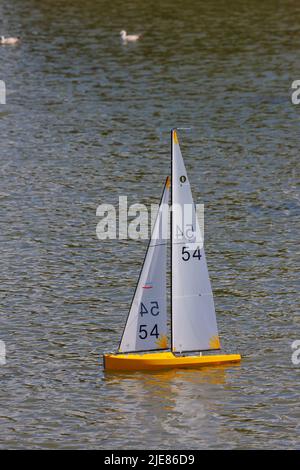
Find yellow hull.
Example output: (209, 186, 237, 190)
(103, 351, 241, 371)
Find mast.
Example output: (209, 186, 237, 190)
(170, 129, 173, 353)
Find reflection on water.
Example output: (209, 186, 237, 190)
(103, 366, 232, 448)
(0, 0, 299, 449)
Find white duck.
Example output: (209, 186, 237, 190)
(0, 36, 20, 45)
(120, 30, 141, 42)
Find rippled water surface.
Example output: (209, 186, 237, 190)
(0, 0, 299, 449)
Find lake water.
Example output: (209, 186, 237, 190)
(0, 0, 299, 449)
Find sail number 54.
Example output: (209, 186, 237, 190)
(139, 324, 159, 339)
(182, 247, 201, 261)
(139, 302, 160, 340)
(140, 301, 159, 316)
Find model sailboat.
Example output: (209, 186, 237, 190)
(104, 129, 241, 371)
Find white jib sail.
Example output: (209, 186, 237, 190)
(171, 129, 220, 353)
(119, 178, 170, 353)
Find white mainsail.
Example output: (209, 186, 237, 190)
(171, 129, 220, 352)
(119, 178, 170, 353)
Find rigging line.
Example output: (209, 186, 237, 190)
(117, 176, 169, 352)
(173, 292, 213, 299)
(171, 240, 204, 246)
(149, 242, 168, 247)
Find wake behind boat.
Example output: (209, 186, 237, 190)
(104, 129, 241, 371)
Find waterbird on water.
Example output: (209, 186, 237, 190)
(120, 30, 141, 42)
(0, 36, 20, 45)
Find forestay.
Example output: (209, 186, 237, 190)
(119, 178, 170, 353)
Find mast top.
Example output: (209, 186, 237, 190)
(172, 129, 179, 144)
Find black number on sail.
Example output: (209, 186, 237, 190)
(181, 246, 190, 261)
(140, 301, 160, 316)
(150, 324, 159, 338)
(150, 301, 159, 316)
(192, 248, 201, 260)
(181, 246, 202, 262)
(140, 303, 148, 316)
(139, 325, 148, 339)
(138, 324, 159, 340)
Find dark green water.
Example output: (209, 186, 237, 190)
(0, 0, 299, 449)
